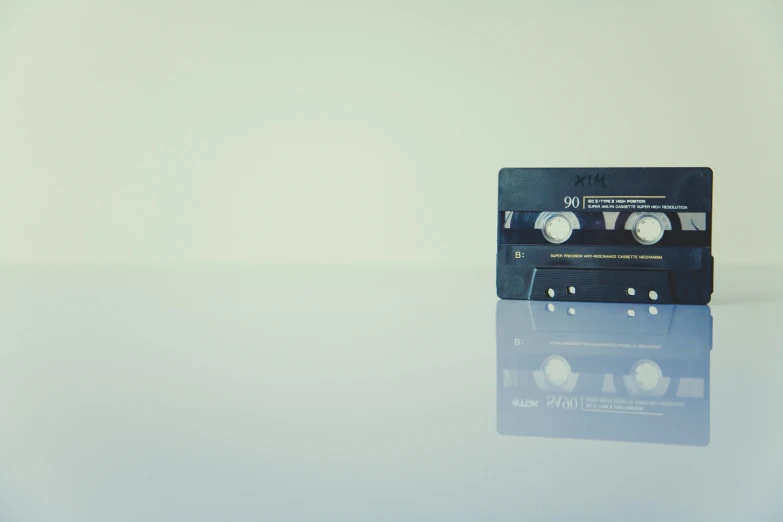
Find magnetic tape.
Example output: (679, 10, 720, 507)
(496, 168, 713, 304)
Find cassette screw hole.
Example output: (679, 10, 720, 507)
(547, 288, 555, 298)
(649, 290, 658, 301)
(627, 309, 636, 317)
(567, 307, 576, 315)
(547, 303, 555, 312)
(627, 288, 636, 296)
(649, 306, 658, 315)
(567, 286, 576, 295)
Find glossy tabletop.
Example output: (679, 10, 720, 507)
(1, 265, 781, 521)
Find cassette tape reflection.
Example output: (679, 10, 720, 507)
(496, 300, 711, 446)
(496, 168, 713, 304)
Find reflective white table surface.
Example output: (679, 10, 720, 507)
(0, 265, 781, 522)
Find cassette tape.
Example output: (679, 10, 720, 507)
(496, 168, 713, 304)
(496, 300, 711, 446)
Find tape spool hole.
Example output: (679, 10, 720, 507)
(627, 288, 636, 296)
(649, 290, 658, 301)
(632, 214, 665, 245)
(547, 288, 555, 298)
(542, 214, 573, 244)
(542, 356, 572, 387)
(632, 360, 663, 392)
(567, 286, 576, 295)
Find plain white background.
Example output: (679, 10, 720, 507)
(1, 1, 781, 265)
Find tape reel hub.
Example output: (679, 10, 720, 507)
(542, 355, 572, 387)
(632, 214, 665, 245)
(632, 360, 663, 392)
(543, 213, 573, 244)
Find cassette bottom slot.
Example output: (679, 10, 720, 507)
(529, 268, 673, 303)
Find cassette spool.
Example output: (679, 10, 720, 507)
(496, 168, 713, 304)
(496, 300, 711, 446)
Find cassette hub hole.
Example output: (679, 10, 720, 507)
(632, 215, 665, 245)
(632, 360, 663, 392)
(542, 214, 573, 244)
(542, 356, 571, 387)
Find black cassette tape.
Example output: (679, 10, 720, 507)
(496, 300, 711, 446)
(496, 168, 713, 304)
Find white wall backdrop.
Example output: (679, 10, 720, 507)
(1, 1, 781, 265)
